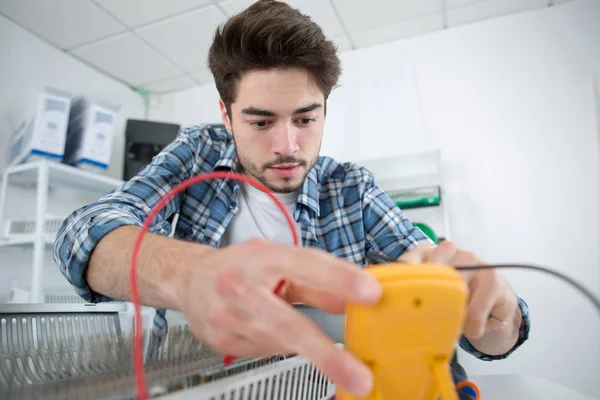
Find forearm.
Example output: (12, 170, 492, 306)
(87, 226, 215, 310)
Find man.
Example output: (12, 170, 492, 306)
(54, 0, 530, 397)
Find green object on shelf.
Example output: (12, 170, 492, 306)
(390, 186, 441, 209)
(394, 197, 440, 208)
(413, 222, 439, 244)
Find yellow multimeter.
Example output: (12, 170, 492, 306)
(339, 263, 469, 400)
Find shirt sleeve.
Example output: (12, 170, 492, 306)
(459, 296, 531, 361)
(362, 171, 433, 264)
(53, 129, 199, 303)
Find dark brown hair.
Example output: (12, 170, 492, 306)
(208, 0, 341, 113)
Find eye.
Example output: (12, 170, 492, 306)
(297, 118, 315, 126)
(250, 120, 270, 128)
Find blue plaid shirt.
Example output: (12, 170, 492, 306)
(54, 124, 530, 361)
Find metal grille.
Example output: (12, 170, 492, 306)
(43, 291, 123, 305)
(43, 293, 88, 304)
(3, 217, 65, 237)
(0, 304, 124, 391)
(0, 304, 334, 400)
(161, 356, 335, 400)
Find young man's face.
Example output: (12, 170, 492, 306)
(220, 68, 325, 193)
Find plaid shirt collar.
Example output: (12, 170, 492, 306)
(213, 140, 321, 216)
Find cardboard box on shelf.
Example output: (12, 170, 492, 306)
(63, 97, 119, 172)
(7, 87, 72, 167)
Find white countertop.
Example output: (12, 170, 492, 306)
(472, 374, 599, 400)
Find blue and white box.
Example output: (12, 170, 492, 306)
(64, 97, 118, 171)
(7, 87, 71, 166)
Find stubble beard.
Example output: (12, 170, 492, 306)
(230, 130, 320, 194)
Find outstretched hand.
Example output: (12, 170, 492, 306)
(175, 238, 382, 397)
(399, 241, 522, 354)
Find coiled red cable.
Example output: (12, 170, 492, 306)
(130, 171, 299, 399)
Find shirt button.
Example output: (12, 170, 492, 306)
(229, 202, 236, 210)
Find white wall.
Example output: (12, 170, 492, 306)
(0, 15, 146, 300)
(148, 0, 600, 396)
(147, 83, 222, 127)
(410, 2, 600, 397)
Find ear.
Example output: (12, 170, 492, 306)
(219, 99, 232, 133)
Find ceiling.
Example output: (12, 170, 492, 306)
(0, 0, 573, 95)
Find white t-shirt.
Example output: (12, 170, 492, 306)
(166, 183, 301, 327)
(219, 182, 302, 247)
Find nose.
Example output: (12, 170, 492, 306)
(273, 122, 299, 156)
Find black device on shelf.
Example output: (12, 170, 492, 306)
(122, 120, 228, 181)
(122, 119, 181, 181)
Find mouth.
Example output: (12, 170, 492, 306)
(271, 163, 301, 169)
(268, 163, 301, 178)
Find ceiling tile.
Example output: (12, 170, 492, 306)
(448, 0, 548, 27)
(285, 0, 345, 38)
(136, 6, 227, 72)
(71, 32, 181, 86)
(207, 0, 345, 44)
(0, 0, 124, 49)
(94, 0, 211, 28)
(445, 0, 493, 9)
(141, 74, 197, 94)
(333, 35, 353, 53)
(351, 13, 444, 49)
(332, 0, 442, 32)
(190, 68, 214, 85)
(219, 0, 257, 16)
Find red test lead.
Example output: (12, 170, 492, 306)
(130, 171, 300, 399)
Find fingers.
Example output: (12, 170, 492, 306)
(450, 249, 516, 339)
(449, 244, 493, 338)
(202, 240, 378, 397)
(217, 244, 370, 313)
(218, 275, 374, 398)
(243, 240, 382, 305)
(396, 240, 504, 339)
(397, 243, 436, 264)
(247, 287, 374, 397)
(463, 272, 519, 340)
(426, 240, 460, 265)
(284, 247, 382, 305)
(397, 240, 475, 268)
(282, 282, 348, 314)
(212, 270, 374, 397)
(201, 296, 284, 357)
(204, 327, 282, 358)
(462, 270, 499, 339)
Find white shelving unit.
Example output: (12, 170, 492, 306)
(0, 159, 123, 302)
(359, 150, 452, 242)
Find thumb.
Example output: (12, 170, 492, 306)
(397, 244, 435, 264)
(282, 283, 348, 314)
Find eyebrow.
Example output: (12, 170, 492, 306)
(293, 102, 322, 114)
(241, 102, 322, 117)
(241, 106, 275, 117)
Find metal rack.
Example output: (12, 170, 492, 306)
(0, 303, 334, 400)
(0, 159, 123, 303)
(161, 356, 335, 400)
(359, 150, 452, 241)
